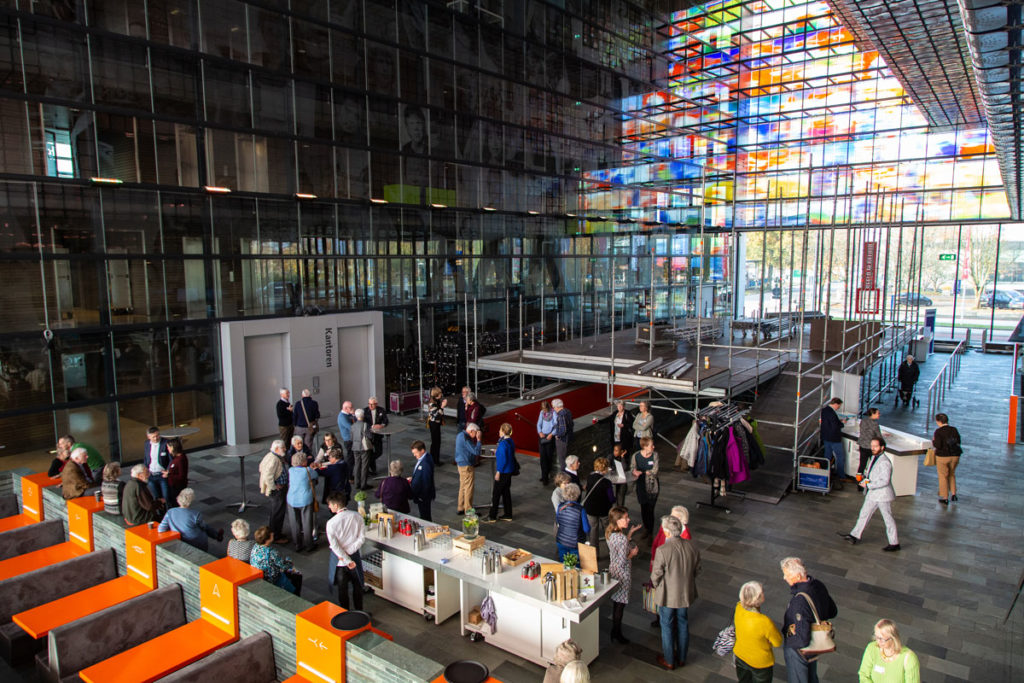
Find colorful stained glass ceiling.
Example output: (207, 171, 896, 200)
(580, 0, 1011, 229)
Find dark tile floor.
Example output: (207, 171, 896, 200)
(101, 351, 1024, 681)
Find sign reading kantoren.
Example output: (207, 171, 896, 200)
(939, 253, 957, 261)
(861, 242, 878, 288)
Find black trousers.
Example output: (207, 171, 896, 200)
(267, 489, 287, 537)
(858, 446, 872, 474)
(417, 499, 432, 522)
(369, 435, 383, 474)
(539, 439, 556, 483)
(489, 472, 513, 519)
(334, 551, 364, 611)
(638, 498, 657, 535)
(429, 422, 442, 464)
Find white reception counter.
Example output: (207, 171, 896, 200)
(841, 419, 930, 496)
(364, 516, 618, 667)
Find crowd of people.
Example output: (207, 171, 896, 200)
(48, 380, 960, 682)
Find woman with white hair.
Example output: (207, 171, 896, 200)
(286, 452, 319, 552)
(375, 459, 413, 513)
(543, 639, 582, 683)
(858, 619, 920, 682)
(559, 660, 590, 683)
(733, 580, 783, 682)
(351, 408, 370, 490)
(226, 518, 254, 562)
(158, 488, 223, 552)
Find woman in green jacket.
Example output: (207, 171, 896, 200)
(858, 619, 920, 682)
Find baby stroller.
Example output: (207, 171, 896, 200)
(896, 384, 919, 408)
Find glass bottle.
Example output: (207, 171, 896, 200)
(462, 508, 479, 539)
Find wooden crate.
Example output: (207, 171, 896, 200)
(452, 534, 486, 556)
(501, 549, 532, 567)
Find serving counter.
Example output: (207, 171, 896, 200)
(363, 516, 618, 667)
(841, 419, 930, 496)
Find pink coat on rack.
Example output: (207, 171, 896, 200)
(726, 427, 749, 484)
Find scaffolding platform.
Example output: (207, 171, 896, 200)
(473, 326, 787, 397)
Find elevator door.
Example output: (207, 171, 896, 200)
(337, 325, 372, 406)
(245, 333, 288, 440)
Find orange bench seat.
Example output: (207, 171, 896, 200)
(13, 574, 150, 639)
(0, 514, 36, 534)
(78, 617, 236, 683)
(0, 542, 88, 582)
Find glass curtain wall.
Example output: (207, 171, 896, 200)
(0, 0, 668, 459)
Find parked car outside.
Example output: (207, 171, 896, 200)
(892, 293, 933, 306)
(980, 291, 1014, 309)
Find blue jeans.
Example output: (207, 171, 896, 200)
(783, 646, 818, 683)
(657, 605, 689, 666)
(147, 475, 171, 504)
(822, 441, 846, 479)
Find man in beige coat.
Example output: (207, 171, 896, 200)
(650, 515, 701, 670)
(258, 440, 290, 544)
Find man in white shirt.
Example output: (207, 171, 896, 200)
(143, 426, 171, 503)
(326, 491, 366, 610)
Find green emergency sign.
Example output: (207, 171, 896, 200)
(938, 254, 956, 261)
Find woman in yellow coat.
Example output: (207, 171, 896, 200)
(733, 580, 783, 682)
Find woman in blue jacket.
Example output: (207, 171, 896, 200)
(486, 423, 517, 522)
(286, 452, 319, 552)
(159, 488, 222, 551)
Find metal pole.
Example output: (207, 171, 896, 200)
(464, 292, 470, 389)
(416, 296, 424, 414)
(473, 298, 479, 393)
(649, 246, 655, 361)
(951, 225, 962, 339)
(611, 255, 616, 394)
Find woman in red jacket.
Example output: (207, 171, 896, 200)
(166, 439, 189, 508)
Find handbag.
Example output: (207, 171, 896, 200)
(923, 448, 936, 467)
(641, 581, 658, 614)
(305, 467, 319, 512)
(797, 592, 836, 658)
(712, 624, 736, 656)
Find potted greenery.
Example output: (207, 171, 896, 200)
(563, 552, 578, 571)
(354, 490, 367, 517)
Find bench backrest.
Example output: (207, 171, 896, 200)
(154, 631, 278, 683)
(47, 583, 186, 679)
(0, 549, 117, 623)
(0, 494, 18, 518)
(0, 519, 65, 561)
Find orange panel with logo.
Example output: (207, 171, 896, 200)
(124, 524, 180, 589)
(0, 472, 60, 531)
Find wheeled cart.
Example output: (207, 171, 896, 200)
(797, 455, 831, 493)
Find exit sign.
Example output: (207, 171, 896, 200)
(939, 254, 957, 261)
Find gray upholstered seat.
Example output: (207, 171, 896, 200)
(0, 519, 65, 561)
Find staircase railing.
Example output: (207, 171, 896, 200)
(922, 340, 967, 429)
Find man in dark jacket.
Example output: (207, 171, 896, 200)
(293, 388, 320, 452)
(408, 440, 435, 521)
(123, 464, 162, 525)
(277, 388, 294, 444)
(363, 396, 388, 475)
(143, 426, 171, 502)
(819, 398, 848, 485)
(780, 557, 837, 683)
(896, 355, 920, 407)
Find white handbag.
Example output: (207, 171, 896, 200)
(798, 592, 836, 659)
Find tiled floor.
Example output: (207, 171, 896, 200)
(8, 350, 1024, 682)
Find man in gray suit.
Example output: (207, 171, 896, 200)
(839, 437, 900, 551)
(650, 515, 701, 670)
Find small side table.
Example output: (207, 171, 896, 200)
(220, 447, 263, 513)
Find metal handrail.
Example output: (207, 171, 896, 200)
(923, 340, 967, 429)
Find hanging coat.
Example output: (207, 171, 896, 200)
(678, 422, 700, 468)
(725, 427, 749, 484)
(708, 430, 730, 481)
